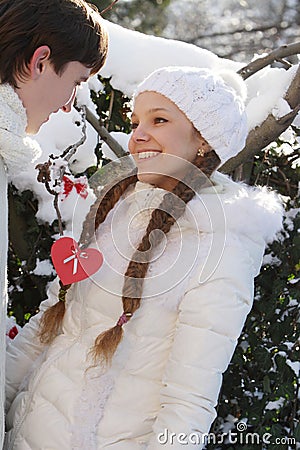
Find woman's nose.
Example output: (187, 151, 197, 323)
(132, 124, 150, 142)
(60, 88, 77, 113)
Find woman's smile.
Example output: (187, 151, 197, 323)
(137, 150, 162, 160)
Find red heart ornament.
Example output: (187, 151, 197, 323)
(51, 237, 103, 285)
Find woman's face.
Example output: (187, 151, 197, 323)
(128, 91, 203, 191)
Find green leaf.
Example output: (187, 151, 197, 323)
(263, 375, 272, 394)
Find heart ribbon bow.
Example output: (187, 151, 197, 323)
(51, 237, 103, 285)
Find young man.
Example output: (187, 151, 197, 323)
(0, 0, 108, 445)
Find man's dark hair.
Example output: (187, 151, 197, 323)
(0, 0, 108, 87)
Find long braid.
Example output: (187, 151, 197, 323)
(91, 150, 221, 364)
(79, 172, 138, 248)
(38, 171, 138, 344)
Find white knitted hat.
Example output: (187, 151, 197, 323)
(134, 66, 248, 165)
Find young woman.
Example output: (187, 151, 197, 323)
(5, 67, 282, 449)
(0, 0, 107, 446)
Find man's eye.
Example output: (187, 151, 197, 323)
(154, 117, 167, 124)
(131, 122, 138, 130)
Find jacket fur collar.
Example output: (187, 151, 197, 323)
(129, 171, 283, 245)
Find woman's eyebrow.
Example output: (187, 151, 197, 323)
(131, 107, 170, 118)
(148, 107, 170, 113)
(131, 107, 171, 119)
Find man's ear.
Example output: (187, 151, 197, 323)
(28, 46, 51, 80)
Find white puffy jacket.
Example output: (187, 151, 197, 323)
(5, 172, 283, 450)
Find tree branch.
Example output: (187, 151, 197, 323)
(238, 42, 300, 80)
(221, 65, 300, 174)
(101, 0, 120, 16)
(285, 64, 300, 109)
(85, 107, 128, 159)
(187, 23, 288, 44)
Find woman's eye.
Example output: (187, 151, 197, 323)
(154, 117, 167, 124)
(131, 122, 139, 130)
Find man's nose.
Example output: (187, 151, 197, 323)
(61, 88, 77, 113)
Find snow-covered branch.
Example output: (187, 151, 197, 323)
(221, 65, 300, 174)
(238, 42, 300, 80)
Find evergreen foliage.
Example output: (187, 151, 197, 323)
(208, 134, 300, 449)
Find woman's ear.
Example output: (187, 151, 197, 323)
(194, 129, 212, 155)
(28, 45, 51, 80)
(199, 139, 213, 154)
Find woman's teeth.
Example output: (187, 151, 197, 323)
(138, 151, 160, 159)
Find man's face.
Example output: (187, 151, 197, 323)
(17, 54, 91, 134)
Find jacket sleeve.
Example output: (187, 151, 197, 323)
(147, 237, 262, 450)
(5, 278, 60, 412)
